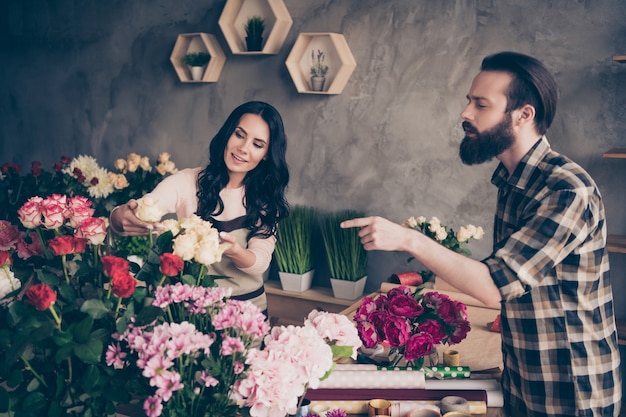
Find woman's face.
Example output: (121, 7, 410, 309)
(223, 113, 270, 184)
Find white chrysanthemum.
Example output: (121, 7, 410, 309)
(64, 155, 101, 179)
(87, 166, 115, 198)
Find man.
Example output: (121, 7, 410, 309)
(341, 51, 622, 417)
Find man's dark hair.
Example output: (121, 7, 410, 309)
(481, 51, 558, 135)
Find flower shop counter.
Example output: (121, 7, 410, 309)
(338, 280, 505, 417)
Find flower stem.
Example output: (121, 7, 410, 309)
(61, 254, 70, 284)
(114, 296, 123, 316)
(48, 304, 62, 327)
(20, 355, 48, 388)
(196, 265, 206, 286)
(2, 265, 15, 290)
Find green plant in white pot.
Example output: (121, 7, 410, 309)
(182, 52, 211, 81)
(275, 205, 318, 292)
(319, 209, 368, 300)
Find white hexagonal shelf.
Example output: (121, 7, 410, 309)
(170, 33, 226, 83)
(218, 0, 292, 55)
(285, 32, 357, 95)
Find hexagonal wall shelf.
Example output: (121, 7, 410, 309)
(218, 0, 292, 55)
(285, 32, 357, 95)
(170, 33, 226, 83)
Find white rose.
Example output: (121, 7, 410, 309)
(428, 217, 441, 233)
(456, 226, 474, 243)
(173, 233, 198, 261)
(139, 156, 152, 172)
(405, 216, 419, 228)
(435, 226, 448, 241)
(114, 158, 127, 172)
(194, 239, 223, 267)
(159, 219, 181, 236)
(473, 226, 485, 240)
(126, 153, 141, 173)
(416, 216, 426, 225)
(0, 268, 21, 299)
(135, 197, 165, 223)
(179, 215, 205, 231)
(158, 152, 171, 163)
(156, 160, 178, 175)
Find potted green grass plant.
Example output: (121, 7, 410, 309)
(275, 205, 318, 292)
(319, 209, 368, 300)
(182, 52, 211, 81)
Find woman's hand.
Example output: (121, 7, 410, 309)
(219, 231, 255, 269)
(110, 200, 162, 236)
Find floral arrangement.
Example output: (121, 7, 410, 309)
(0, 194, 139, 416)
(0, 152, 178, 224)
(109, 288, 361, 417)
(353, 285, 470, 368)
(402, 216, 484, 282)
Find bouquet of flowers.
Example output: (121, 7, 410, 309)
(353, 285, 470, 368)
(109, 290, 361, 417)
(402, 216, 484, 282)
(0, 194, 139, 416)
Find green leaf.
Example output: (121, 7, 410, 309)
(55, 342, 74, 362)
(21, 391, 47, 413)
(0, 386, 9, 412)
(74, 338, 103, 364)
(73, 315, 94, 344)
(80, 299, 110, 319)
(134, 305, 163, 326)
(57, 282, 77, 303)
(330, 345, 354, 360)
(81, 365, 100, 392)
(52, 328, 73, 346)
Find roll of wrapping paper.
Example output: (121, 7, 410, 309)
(317, 364, 426, 389)
(308, 400, 487, 416)
(425, 365, 470, 379)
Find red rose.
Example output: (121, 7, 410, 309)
(101, 256, 129, 277)
(49, 236, 75, 255)
(418, 319, 447, 345)
(0, 251, 11, 267)
(31, 161, 42, 177)
(61, 155, 71, 164)
(25, 283, 57, 311)
(111, 270, 136, 298)
(159, 253, 184, 277)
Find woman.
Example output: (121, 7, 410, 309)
(110, 101, 290, 314)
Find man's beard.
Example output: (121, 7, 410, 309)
(459, 114, 515, 165)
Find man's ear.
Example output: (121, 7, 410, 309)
(516, 104, 536, 125)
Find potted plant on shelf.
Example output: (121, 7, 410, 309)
(310, 49, 329, 92)
(275, 205, 318, 292)
(182, 52, 211, 81)
(319, 209, 368, 300)
(245, 16, 265, 52)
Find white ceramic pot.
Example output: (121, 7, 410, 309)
(330, 275, 367, 300)
(278, 270, 314, 293)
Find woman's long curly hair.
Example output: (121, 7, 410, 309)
(196, 101, 289, 239)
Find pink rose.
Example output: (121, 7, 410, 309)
(357, 322, 380, 348)
(67, 196, 95, 228)
(383, 315, 411, 348)
(449, 320, 471, 344)
(418, 319, 447, 345)
(353, 296, 377, 323)
(388, 294, 423, 318)
(17, 197, 43, 229)
(436, 297, 459, 324)
(75, 217, 107, 245)
(403, 333, 433, 362)
(16, 231, 43, 259)
(41, 197, 67, 229)
(0, 220, 22, 251)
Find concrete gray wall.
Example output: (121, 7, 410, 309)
(1, 0, 625, 317)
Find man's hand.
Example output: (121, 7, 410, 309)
(341, 216, 413, 252)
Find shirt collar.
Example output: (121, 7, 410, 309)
(491, 136, 550, 190)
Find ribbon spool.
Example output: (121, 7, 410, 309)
(368, 399, 392, 417)
(443, 349, 460, 367)
(440, 396, 470, 414)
